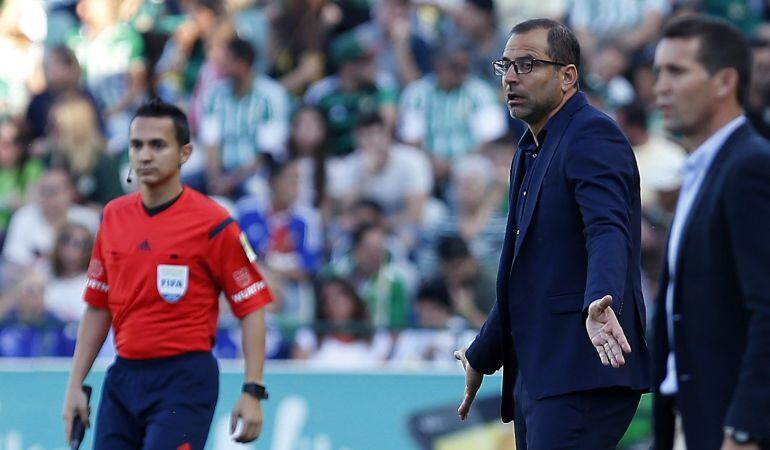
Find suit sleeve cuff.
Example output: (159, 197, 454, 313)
(465, 335, 502, 375)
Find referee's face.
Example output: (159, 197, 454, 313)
(129, 117, 191, 187)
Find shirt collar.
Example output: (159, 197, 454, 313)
(681, 115, 746, 179)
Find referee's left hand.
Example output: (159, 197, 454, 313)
(230, 393, 263, 443)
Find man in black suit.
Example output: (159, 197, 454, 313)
(652, 15, 770, 450)
(453, 19, 650, 449)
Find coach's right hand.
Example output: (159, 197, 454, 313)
(62, 385, 90, 443)
(455, 349, 483, 420)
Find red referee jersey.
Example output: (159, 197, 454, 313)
(84, 188, 273, 359)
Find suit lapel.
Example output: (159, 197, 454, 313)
(674, 123, 751, 279)
(511, 93, 588, 264)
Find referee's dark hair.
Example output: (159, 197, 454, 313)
(132, 98, 191, 146)
(661, 14, 752, 106)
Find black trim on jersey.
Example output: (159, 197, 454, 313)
(209, 217, 235, 239)
(143, 189, 184, 216)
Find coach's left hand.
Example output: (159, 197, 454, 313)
(230, 393, 263, 443)
(586, 295, 631, 368)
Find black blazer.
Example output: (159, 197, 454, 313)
(466, 92, 651, 422)
(652, 122, 770, 449)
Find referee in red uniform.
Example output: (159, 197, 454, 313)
(62, 99, 274, 449)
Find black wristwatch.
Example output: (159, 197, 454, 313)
(725, 426, 757, 445)
(242, 382, 269, 400)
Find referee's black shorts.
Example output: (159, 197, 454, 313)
(94, 351, 219, 450)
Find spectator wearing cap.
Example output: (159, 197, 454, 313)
(391, 279, 476, 363)
(199, 37, 291, 199)
(305, 29, 399, 157)
(398, 39, 507, 191)
(435, 235, 496, 328)
(329, 112, 433, 251)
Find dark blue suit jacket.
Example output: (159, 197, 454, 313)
(652, 122, 770, 449)
(466, 92, 651, 422)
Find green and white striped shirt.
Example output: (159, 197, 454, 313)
(200, 75, 290, 171)
(398, 74, 507, 160)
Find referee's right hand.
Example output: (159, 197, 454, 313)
(62, 385, 90, 443)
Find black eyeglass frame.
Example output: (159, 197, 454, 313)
(492, 57, 568, 76)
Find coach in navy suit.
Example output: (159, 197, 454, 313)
(453, 19, 651, 449)
(651, 16, 770, 450)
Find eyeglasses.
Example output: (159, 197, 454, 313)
(492, 57, 567, 76)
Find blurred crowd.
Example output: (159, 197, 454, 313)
(1, 0, 770, 365)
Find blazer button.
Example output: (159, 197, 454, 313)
(516, 229, 520, 236)
(522, 191, 527, 197)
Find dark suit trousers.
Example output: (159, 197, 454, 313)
(514, 374, 641, 450)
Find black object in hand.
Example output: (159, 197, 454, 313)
(70, 385, 92, 450)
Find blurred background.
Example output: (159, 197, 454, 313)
(0, 0, 769, 448)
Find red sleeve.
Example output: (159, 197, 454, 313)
(208, 219, 273, 318)
(83, 228, 110, 309)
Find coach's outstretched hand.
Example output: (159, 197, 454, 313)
(586, 295, 632, 369)
(455, 349, 483, 421)
(62, 385, 90, 444)
(231, 394, 263, 443)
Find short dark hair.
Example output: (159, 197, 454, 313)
(355, 112, 385, 129)
(416, 278, 452, 311)
(436, 234, 471, 262)
(510, 18, 581, 71)
(227, 37, 256, 67)
(661, 14, 751, 105)
(132, 98, 191, 145)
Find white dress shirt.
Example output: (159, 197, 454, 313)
(659, 116, 746, 395)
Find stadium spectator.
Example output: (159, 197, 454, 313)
(200, 36, 290, 199)
(398, 38, 507, 190)
(0, 0, 45, 117)
(2, 168, 99, 271)
(323, 223, 414, 328)
(42, 222, 93, 323)
(155, 0, 227, 104)
(615, 101, 685, 214)
(0, 269, 76, 357)
(431, 153, 507, 274)
(329, 112, 433, 250)
(392, 279, 476, 363)
(69, 0, 148, 154)
(450, 0, 509, 88)
(267, 0, 329, 94)
(292, 277, 391, 366)
(46, 94, 124, 206)
(355, 0, 433, 87)
(25, 45, 101, 142)
(305, 29, 399, 157)
(435, 234, 495, 328)
(0, 118, 44, 244)
(286, 105, 331, 211)
(237, 156, 322, 324)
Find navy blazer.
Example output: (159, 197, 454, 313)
(466, 92, 651, 422)
(652, 122, 770, 449)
